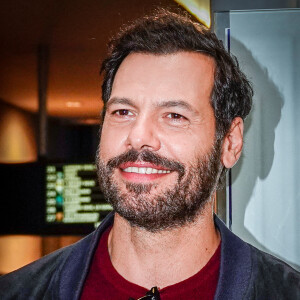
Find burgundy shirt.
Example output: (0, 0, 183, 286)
(81, 227, 221, 300)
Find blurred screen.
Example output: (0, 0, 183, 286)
(45, 163, 112, 228)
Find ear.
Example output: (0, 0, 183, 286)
(221, 117, 244, 168)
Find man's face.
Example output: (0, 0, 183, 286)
(97, 52, 222, 231)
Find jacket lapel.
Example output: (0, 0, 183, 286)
(57, 212, 115, 300)
(214, 216, 252, 300)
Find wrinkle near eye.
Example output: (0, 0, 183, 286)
(162, 113, 190, 129)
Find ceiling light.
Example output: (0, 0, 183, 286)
(66, 101, 82, 108)
(175, 0, 211, 28)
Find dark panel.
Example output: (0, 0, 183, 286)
(47, 118, 99, 162)
(0, 163, 44, 234)
(212, 0, 299, 12)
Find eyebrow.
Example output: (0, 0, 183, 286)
(106, 97, 137, 109)
(156, 100, 197, 114)
(106, 97, 197, 114)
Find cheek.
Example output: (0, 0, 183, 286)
(99, 122, 128, 160)
(161, 130, 214, 165)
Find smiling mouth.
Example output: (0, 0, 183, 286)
(122, 167, 171, 174)
(118, 162, 173, 182)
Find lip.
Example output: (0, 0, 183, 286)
(118, 162, 172, 183)
(119, 162, 170, 171)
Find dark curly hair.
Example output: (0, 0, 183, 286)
(101, 9, 253, 141)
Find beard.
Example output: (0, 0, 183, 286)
(96, 141, 222, 232)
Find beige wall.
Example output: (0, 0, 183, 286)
(0, 235, 82, 274)
(0, 101, 37, 163)
(0, 102, 83, 274)
(0, 236, 42, 274)
(0, 102, 38, 274)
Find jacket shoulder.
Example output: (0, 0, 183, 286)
(245, 245, 300, 300)
(0, 234, 93, 300)
(0, 213, 115, 300)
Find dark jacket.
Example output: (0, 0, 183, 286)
(0, 213, 299, 300)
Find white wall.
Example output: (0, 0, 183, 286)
(229, 9, 300, 270)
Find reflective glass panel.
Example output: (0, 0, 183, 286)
(228, 9, 300, 269)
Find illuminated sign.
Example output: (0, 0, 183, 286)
(45, 164, 112, 227)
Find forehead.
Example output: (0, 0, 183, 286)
(110, 52, 216, 109)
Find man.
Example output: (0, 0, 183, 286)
(0, 9, 299, 300)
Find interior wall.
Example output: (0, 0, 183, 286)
(0, 103, 87, 274)
(0, 102, 38, 274)
(0, 236, 42, 275)
(0, 235, 83, 274)
(0, 101, 37, 163)
(229, 9, 300, 270)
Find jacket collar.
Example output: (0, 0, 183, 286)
(57, 212, 115, 300)
(214, 216, 252, 300)
(58, 213, 252, 300)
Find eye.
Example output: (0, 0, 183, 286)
(166, 113, 187, 120)
(112, 109, 134, 116)
(163, 112, 190, 128)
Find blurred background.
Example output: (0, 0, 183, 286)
(0, 0, 299, 274)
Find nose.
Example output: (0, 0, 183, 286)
(126, 115, 161, 151)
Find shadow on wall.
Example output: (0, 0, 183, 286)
(230, 38, 299, 270)
(232, 37, 283, 194)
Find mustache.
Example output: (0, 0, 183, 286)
(106, 149, 185, 179)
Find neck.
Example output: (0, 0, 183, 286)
(108, 202, 220, 289)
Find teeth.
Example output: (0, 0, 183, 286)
(123, 167, 171, 174)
